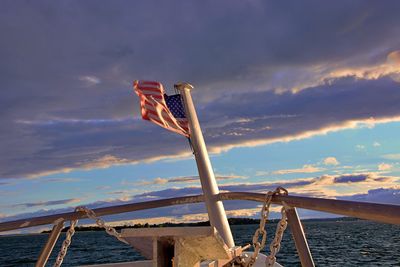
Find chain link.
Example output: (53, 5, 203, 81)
(242, 187, 288, 267)
(53, 219, 78, 267)
(53, 206, 129, 267)
(75, 206, 129, 245)
(265, 206, 288, 267)
(53, 191, 288, 267)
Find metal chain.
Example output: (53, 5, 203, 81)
(243, 187, 288, 267)
(265, 206, 288, 267)
(53, 206, 129, 267)
(75, 206, 129, 245)
(53, 219, 78, 267)
(54, 193, 288, 267)
(247, 192, 273, 266)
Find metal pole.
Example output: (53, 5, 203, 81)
(35, 219, 65, 267)
(285, 207, 315, 267)
(176, 83, 235, 248)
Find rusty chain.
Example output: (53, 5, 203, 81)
(75, 206, 129, 245)
(53, 218, 78, 267)
(239, 187, 288, 267)
(266, 205, 288, 266)
(53, 206, 128, 266)
(54, 189, 288, 267)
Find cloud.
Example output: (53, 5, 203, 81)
(1, 173, 399, 227)
(309, 173, 399, 198)
(79, 75, 101, 86)
(16, 118, 127, 126)
(96, 185, 111, 190)
(272, 165, 324, 175)
(137, 174, 247, 186)
(323, 157, 339, 166)
(138, 177, 169, 186)
(255, 171, 269, 177)
(339, 188, 400, 205)
(1, 1, 400, 178)
(0, 181, 13, 186)
(12, 198, 81, 208)
(387, 50, 400, 64)
(80, 155, 130, 170)
(131, 172, 399, 200)
(333, 174, 370, 183)
(382, 154, 400, 160)
(107, 189, 138, 197)
(221, 172, 399, 198)
(378, 163, 393, 171)
(387, 50, 400, 82)
(27, 155, 132, 179)
(39, 177, 81, 183)
(373, 141, 381, 147)
(356, 145, 366, 150)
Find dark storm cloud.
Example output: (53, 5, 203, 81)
(1, 75, 400, 178)
(1, 1, 400, 178)
(201, 76, 400, 151)
(5, 0, 394, 88)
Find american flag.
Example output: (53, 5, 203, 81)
(134, 80, 189, 137)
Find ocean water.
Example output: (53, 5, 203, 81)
(0, 220, 399, 266)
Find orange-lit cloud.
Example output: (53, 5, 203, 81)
(136, 174, 247, 186)
(378, 163, 393, 171)
(272, 165, 324, 175)
(207, 116, 400, 155)
(22, 115, 400, 180)
(323, 157, 340, 166)
(382, 154, 400, 160)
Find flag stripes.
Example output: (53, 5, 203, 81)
(134, 80, 189, 137)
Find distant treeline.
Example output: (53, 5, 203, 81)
(41, 216, 361, 233)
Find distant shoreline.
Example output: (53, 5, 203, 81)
(41, 216, 362, 233)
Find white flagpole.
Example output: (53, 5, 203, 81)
(176, 82, 235, 248)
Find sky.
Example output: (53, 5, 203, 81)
(0, 1, 400, 233)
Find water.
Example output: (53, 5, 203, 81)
(0, 220, 399, 266)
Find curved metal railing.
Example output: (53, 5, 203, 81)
(1, 191, 400, 267)
(1, 192, 399, 233)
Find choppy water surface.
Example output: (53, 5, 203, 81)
(1, 220, 399, 266)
